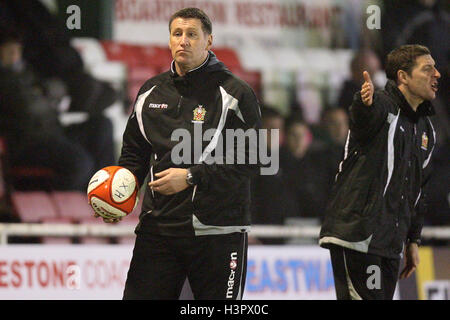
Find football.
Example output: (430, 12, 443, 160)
(87, 166, 139, 219)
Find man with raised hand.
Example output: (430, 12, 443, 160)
(320, 44, 440, 300)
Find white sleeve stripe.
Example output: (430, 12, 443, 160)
(198, 86, 236, 163)
(335, 130, 351, 182)
(134, 85, 156, 145)
(384, 110, 400, 196)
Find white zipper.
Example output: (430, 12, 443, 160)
(150, 154, 157, 198)
(150, 165, 155, 198)
(192, 185, 197, 202)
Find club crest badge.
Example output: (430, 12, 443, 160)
(421, 132, 428, 150)
(192, 105, 206, 123)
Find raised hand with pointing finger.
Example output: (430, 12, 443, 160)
(361, 70, 374, 106)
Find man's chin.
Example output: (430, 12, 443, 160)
(419, 90, 436, 101)
(428, 91, 437, 100)
(175, 57, 187, 63)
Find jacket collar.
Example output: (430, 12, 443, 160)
(384, 80, 435, 121)
(170, 51, 227, 79)
(170, 51, 209, 76)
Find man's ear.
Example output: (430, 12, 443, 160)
(397, 70, 409, 85)
(206, 34, 213, 50)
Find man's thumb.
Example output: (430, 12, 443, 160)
(363, 71, 372, 83)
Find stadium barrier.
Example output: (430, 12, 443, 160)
(0, 223, 449, 245)
(0, 242, 448, 300)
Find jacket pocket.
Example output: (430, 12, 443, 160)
(192, 185, 248, 226)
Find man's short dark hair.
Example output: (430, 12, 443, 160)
(169, 8, 212, 35)
(385, 44, 431, 81)
(0, 26, 23, 47)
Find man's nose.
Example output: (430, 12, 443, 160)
(435, 68, 441, 78)
(180, 34, 190, 47)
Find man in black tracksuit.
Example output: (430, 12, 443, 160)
(319, 45, 440, 300)
(108, 8, 261, 299)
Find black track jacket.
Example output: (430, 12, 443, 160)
(118, 51, 262, 237)
(319, 80, 436, 259)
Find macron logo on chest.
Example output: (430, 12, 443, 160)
(148, 103, 168, 109)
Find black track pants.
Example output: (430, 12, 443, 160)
(123, 232, 248, 300)
(329, 245, 400, 300)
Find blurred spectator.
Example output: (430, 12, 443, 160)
(284, 113, 313, 160)
(282, 107, 347, 222)
(320, 108, 349, 147)
(0, 0, 117, 115)
(0, 28, 115, 191)
(250, 106, 300, 244)
(284, 114, 339, 221)
(337, 49, 383, 112)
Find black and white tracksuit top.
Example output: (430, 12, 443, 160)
(118, 51, 262, 237)
(320, 80, 436, 259)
